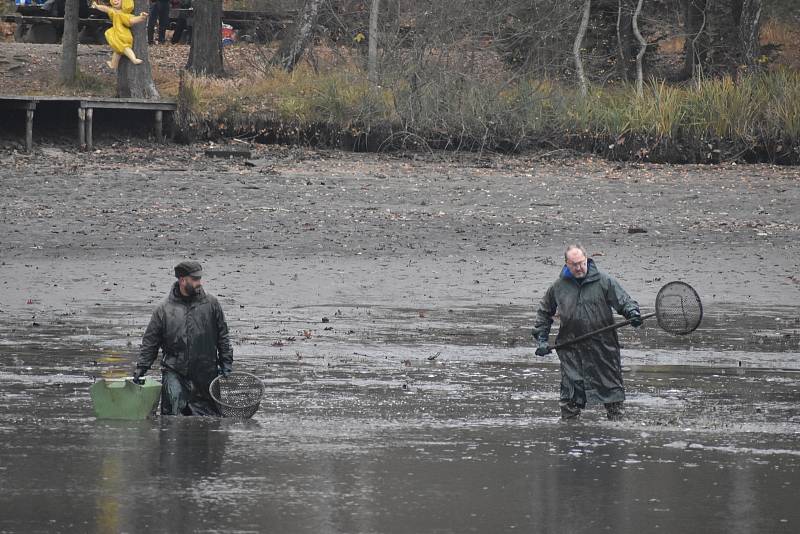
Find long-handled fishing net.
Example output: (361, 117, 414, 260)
(209, 372, 264, 419)
(553, 281, 703, 350)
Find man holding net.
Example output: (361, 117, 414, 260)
(133, 261, 233, 416)
(533, 244, 642, 421)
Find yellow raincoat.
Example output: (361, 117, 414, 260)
(103, 0, 136, 54)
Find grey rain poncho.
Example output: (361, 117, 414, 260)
(533, 259, 639, 407)
(136, 283, 233, 415)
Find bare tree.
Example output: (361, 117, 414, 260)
(368, 0, 379, 84)
(187, 0, 224, 75)
(60, 0, 79, 84)
(632, 0, 646, 96)
(737, 0, 762, 69)
(117, 0, 159, 98)
(681, 0, 709, 81)
(272, 0, 323, 72)
(615, 0, 640, 81)
(574, 0, 592, 97)
(616, 1, 626, 80)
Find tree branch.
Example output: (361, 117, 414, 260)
(632, 0, 646, 96)
(573, 0, 592, 97)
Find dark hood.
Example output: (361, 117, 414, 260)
(559, 258, 600, 283)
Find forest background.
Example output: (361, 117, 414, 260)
(1, 0, 799, 163)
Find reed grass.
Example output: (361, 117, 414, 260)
(178, 65, 800, 161)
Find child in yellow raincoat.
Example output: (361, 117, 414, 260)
(92, 0, 149, 69)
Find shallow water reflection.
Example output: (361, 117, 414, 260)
(2, 363, 799, 533)
(1, 306, 799, 533)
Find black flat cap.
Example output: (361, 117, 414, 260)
(174, 260, 203, 278)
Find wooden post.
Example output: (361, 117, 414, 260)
(25, 109, 34, 152)
(86, 108, 94, 150)
(155, 110, 163, 140)
(78, 107, 86, 149)
(14, 13, 25, 42)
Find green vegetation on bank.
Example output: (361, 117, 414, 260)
(177, 66, 800, 163)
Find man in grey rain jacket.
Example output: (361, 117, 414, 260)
(533, 245, 642, 420)
(133, 261, 233, 416)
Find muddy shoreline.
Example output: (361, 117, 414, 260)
(2, 142, 800, 335)
(3, 143, 799, 284)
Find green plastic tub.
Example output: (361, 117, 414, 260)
(90, 378, 162, 420)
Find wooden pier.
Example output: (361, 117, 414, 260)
(0, 95, 176, 152)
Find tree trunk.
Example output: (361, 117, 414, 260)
(573, 0, 592, 97)
(738, 0, 762, 69)
(615, 0, 637, 81)
(59, 0, 79, 84)
(616, 1, 626, 80)
(117, 0, 159, 98)
(272, 0, 323, 73)
(187, 0, 224, 75)
(681, 0, 708, 81)
(368, 0, 380, 84)
(632, 0, 646, 96)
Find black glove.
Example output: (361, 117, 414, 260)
(132, 368, 145, 385)
(535, 339, 552, 356)
(629, 311, 643, 328)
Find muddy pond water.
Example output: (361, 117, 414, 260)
(1, 299, 799, 534)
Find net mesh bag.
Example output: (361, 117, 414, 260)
(655, 281, 703, 335)
(209, 372, 264, 419)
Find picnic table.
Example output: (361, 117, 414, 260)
(2, 5, 295, 44)
(168, 8, 294, 42)
(1, 10, 109, 43)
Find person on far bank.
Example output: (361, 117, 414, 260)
(147, 0, 171, 44)
(133, 261, 233, 416)
(170, 0, 191, 44)
(532, 244, 642, 421)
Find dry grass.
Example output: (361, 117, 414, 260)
(175, 55, 799, 161)
(761, 19, 800, 70)
(0, 21, 15, 39)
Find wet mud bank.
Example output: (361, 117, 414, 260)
(568, 133, 800, 165)
(176, 115, 800, 165)
(1, 145, 799, 532)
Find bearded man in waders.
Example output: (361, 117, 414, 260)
(532, 245, 642, 421)
(133, 261, 233, 416)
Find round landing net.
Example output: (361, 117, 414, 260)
(655, 281, 703, 335)
(209, 372, 264, 419)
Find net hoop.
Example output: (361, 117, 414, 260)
(209, 372, 264, 419)
(654, 281, 703, 335)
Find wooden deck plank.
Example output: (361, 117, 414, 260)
(79, 98, 176, 111)
(0, 95, 175, 108)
